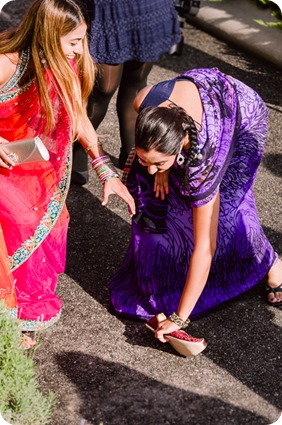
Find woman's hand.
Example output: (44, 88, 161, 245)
(0, 137, 15, 169)
(102, 177, 136, 216)
(154, 169, 170, 200)
(155, 318, 180, 343)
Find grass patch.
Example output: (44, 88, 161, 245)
(0, 301, 56, 425)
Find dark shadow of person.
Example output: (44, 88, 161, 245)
(122, 283, 282, 413)
(65, 184, 131, 306)
(262, 153, 282, 178)
(55, 351, 269, 425)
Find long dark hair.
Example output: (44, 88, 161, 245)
(136, 105, 199, 161)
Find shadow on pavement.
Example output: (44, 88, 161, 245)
(262, 153, 282, 178)
(55, 351, 268, 425)
(65, 185, 131, 307)
(65, 185, 282, 418)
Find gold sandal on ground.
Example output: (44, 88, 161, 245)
(145, 313, 207, 357)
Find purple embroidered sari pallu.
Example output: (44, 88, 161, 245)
(109, 68, 276, 320)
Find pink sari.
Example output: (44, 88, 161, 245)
(0, 49, 72, 331)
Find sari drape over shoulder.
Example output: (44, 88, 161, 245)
(0, 50, 72, 331)
(109, 68, 277, 321)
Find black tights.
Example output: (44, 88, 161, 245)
(72, 61, 153, 179)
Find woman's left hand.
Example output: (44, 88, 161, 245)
(155, 318, 180, 343)
(0, 136, 15, 169)
(154, 169, 170, 200)
(102, 177, 136, 216)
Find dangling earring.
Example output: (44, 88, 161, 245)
(39, 49, 47, 65)
(176, 152, 185, 166)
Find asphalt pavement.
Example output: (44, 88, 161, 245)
(0, 1, 282, 424)
(187, 0, 282, 69)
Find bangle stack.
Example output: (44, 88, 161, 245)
(169, 312, 190, 329)
(91, 155, 119, 184)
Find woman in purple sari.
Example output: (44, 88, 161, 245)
(109, 68, 282, 346)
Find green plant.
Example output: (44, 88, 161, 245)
(0, 301, 56, 425)
(255, 0, 282, 27)
(256, 0, 282, 20)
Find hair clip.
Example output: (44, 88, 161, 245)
(195, 146, 203, 160)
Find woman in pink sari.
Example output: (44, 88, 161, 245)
(0, 0, 135, 332)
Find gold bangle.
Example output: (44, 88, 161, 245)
(169, 312, 190, 329)
(97, 137, 103, 147)
(84, 144, 94, 153)
(84, 137, 103, 153)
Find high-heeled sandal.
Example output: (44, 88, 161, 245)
(145, 313, 207, 357)
(266, 283, 282, 307)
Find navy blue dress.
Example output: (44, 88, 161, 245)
(86, 0, 182, 63)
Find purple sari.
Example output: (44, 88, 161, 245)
(109, 68, 276, 320)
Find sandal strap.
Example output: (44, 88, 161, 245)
(266, 283, 282, 295)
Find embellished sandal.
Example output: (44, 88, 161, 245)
(145, 313, 207, 357)
(266, 283, 282, 307)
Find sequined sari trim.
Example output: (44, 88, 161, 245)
(9, 152, 72, 272)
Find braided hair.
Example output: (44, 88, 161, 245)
(135, 105, 202, 187)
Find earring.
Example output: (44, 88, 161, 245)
(39, 49, 47, 65)
(176, 152, 185, 166)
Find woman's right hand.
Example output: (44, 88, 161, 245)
(0, 137, 15, 169)
(102, 177, 136, 217)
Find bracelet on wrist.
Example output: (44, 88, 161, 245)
(84, 144, 93, 153)
(91, 154, 119, 184)
(84, 137, 103, 153)
(169, 312, 190, 329)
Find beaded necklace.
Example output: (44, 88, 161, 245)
(0, 48, 30, 94)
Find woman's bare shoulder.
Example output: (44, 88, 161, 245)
(172, 80, 203, 125)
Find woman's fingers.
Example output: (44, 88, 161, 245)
(0, 138, 15, 168)
(154, 319, 180, 343)
(154, 170, 170, 199)
(0, 152, 14, 168)
(102, 178, 136, 215)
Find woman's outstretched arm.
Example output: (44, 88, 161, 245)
(155, 190, 220, 341)
(79, 116, 136, 216)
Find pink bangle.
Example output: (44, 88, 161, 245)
(91, 155, 118, 184)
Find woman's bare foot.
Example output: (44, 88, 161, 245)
(20, 334, 36, 350)
(266, 259, 282, 306)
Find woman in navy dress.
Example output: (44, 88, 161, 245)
(71, 0, 181, 184)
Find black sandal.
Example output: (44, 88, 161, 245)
(266, 283, 282, 307)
